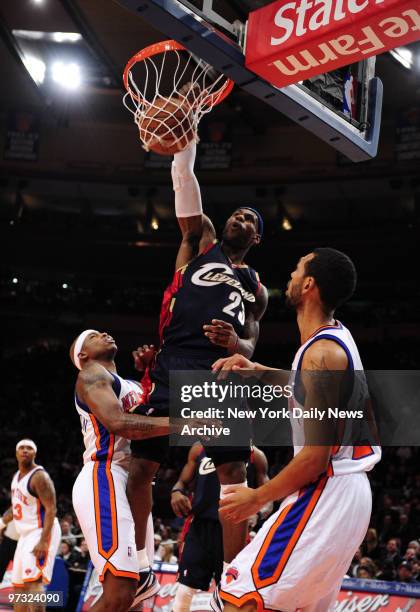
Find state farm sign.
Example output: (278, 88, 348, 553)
(245, 0, 420, 88)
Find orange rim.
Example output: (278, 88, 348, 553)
(123, 39, 234, 107)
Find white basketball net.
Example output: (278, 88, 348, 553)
(123, 49, 232, 153)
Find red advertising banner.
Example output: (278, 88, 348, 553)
(245, 0, 420, 88)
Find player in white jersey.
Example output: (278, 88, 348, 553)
(71, 329, 184, 612)
(212, 248, 381, 612)
(0, 439, 61, 611)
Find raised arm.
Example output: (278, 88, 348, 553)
(170, 443, 202, 517)
(77, 363, 170, 440)
(30, 470, 57, 560)
(171, 143, 216, 269)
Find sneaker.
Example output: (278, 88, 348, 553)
(210, 583, 224, 612)
(131, 567, 160, 609)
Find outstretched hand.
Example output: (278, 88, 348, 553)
(211, 353, 256, 380)
(219, 486, 261, 523)
(204, 319, 238, 353)
(132, 345, 156, 372)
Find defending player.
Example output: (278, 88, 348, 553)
(70, 330, 173, 612)
(1, 439, 61, 612)
(212, 248, 382, 612)
(128, 141, 268, 597)
(171, 445, 272, 612)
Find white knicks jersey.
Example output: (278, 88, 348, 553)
(75, 372, 144, 471)
(11, 466, 55, 536)
(289, 321, 381, 476)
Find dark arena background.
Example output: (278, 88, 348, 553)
(0, 0, 420, 610)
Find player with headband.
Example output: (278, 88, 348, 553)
(0, 439, 61, 610)
(128, 141, 268, 601)
(70, 329, 173, 611)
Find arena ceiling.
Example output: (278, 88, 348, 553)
(0, 1, 419, 223)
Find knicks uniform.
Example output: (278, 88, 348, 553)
(132, 241, 261, 462)
(11, 467, 61, 587)
(220, 322, 381, 612)
(72, 372, 154, 582)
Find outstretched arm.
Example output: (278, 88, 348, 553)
(219, 341, 348, 522)
(77, 363, 171, 440)
(30, 471, 57, 560)
(172, 143, 216, 269)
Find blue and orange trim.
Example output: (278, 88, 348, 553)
(90, 414, 118, 560)
(250, 475, 328, 589)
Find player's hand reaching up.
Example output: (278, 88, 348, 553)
(132, 344, 156, 372)
(212, 353, 256, 380)
(204, 319, 238, 353)
(171, 490, 192, 518)
(219, 486, 261, 523)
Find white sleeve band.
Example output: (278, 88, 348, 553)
(220, 481, 248, 500)
(171, 142, 203, 218)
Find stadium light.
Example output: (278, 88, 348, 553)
(23, 55, 46, 85)
(282, 217, 292, 231)
(62, 283, 68, 289)
(390, 47, 414, 70)
(12, 278, 18, 284)
(52, 32, 82, 43)
(52, 61, 81, 89)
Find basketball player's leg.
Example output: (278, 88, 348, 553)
(220, 473, 372, 612)
(73, 463, 140, 609)
(206, 447, 250, 564)
(90, 573, 137, 612)
(12, 523, 61, 612)
(13, 579, 46, 612)
(127, 435, 167, 559)
(217, 461, 249, 563)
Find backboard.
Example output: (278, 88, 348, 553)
(114, 0, 384, 162)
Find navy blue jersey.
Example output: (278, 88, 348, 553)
(191, 447, 257, 521)
(159, 242, 261, 357)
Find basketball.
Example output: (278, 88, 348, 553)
(138, 96, 196, 156)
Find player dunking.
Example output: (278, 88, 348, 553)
(212, 248, 381, 612)
(128, 142, 268, 599)
(1, 439, 61, 612)
(70, 330, 174, 611)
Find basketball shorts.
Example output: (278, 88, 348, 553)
(131, 349, 251, 465)
(72, 462, 154, 582)
(11, 521, 61, 587)
(220, 472, 372, 612)
(178, 517, 223, 591)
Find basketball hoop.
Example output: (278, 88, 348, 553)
(123, 39, 234, 155)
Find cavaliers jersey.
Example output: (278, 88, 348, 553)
(192, 447, 258, 521)
(75, 371, 144, 471)
(159, 242, 261, 356)
(289, 321, 381, 476)
(11, 466, 57, 536)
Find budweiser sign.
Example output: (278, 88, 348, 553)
(245, 0, 420, 88)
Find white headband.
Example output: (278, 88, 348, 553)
(16, 439, 37, 453)
(73, 329, 98, 370)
